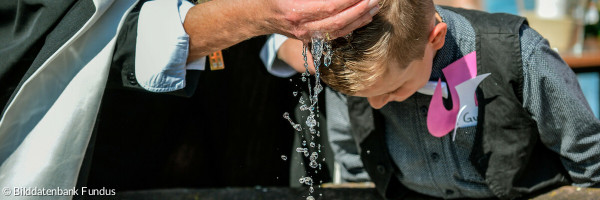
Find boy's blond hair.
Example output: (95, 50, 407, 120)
(319, 0, 435, 95)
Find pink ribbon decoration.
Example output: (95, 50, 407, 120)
(427, 51, 478, 137)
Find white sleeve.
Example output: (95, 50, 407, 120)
(260, 34, 298, 78)
(135, 0, 205, 93)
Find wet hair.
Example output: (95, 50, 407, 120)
(319, 0, 435, 95)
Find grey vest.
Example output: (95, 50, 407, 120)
(347, 7, 570, 200)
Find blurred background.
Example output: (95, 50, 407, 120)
(436, 0, 600, 118)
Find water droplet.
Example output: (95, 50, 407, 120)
(293, 91, 298, 96)
(306, 196, 315, 200)
(293, 124, 302, 131)
(311, 152, 318, 160)
(324, 42, 332, 67)
(302, 140, 307, 146)
(302, 77, 307, 82)
(309, 186, 314, 193)
(304, 150, 310, 157)
(309, 160, 318, 168)
(300, 105, 309, 111)
(306, 115, 317, 127)
(320, 193, 323, 197)
(299, 177, 305, 184)
(314, 84, 323, 94)
(284, 112, 303, 131)
(281, 155, 287, 161)
(310, 142, 316, 147)
(296, 147, 305, 153)
(367, 150, 371, 154)
(304, 177, 313, 185)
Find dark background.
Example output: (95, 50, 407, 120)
(85, 36, 308, 190)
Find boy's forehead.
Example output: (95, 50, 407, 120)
(352, 60, 405, 97)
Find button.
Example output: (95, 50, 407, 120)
(445, 189, 454, 195)
(420, 106, 428, 115)
(431, 153, 440, 162)
(377, 165, 386, 174)
(127, 72, 136, 81)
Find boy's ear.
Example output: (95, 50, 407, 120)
(428, 22, 447, 50)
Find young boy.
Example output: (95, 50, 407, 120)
(318, 0, 600, 199)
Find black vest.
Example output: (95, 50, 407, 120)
(347, 7, 570, 200)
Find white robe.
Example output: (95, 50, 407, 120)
(0, 0, 138, 199)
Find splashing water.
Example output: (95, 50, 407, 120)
(283, 112, 302, 131)
(310, 152, 318, 161)
(303, 177, 313, 185)
(309, 160, 318, 168)
(282, 33, 333, 200)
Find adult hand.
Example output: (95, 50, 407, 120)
(184, 0, 379, 61)
(265, 0, 380, 41)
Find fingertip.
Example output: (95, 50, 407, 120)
(369, 4, 380, 16)
(368, 0, 379, 8)
(362, 16, 373, 27)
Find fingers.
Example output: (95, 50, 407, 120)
(305, 0, 379, 39)
(330, 7, 375, 38)
(272, 0, 380, 41)
(299, 0, 366, 20)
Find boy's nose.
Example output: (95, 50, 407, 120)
(367, 95, 390, 109)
